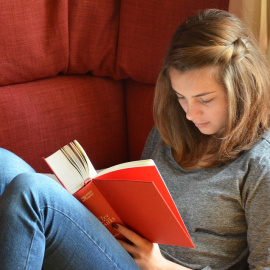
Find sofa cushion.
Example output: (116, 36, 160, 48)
(0, 0, 120, 86)
(0, 75, 128, 172)
(68, 0, 120, 78)
(125, 80, 155, 161)
(0, 0, 69, 86)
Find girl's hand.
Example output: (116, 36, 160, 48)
(112, 223, 191, 270)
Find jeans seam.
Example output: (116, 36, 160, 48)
(41, 206, 122, 270)
(25, 224, 37, 270)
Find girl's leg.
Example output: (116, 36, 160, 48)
(0, 148, 35, 195)
(0, 173, 140, 270)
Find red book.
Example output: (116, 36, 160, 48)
(44, 140, 194, 248)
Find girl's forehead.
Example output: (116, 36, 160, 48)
(169, 66, 224, 95)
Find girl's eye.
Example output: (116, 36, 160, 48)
(201, 98, 213, 104)
(177, 97, 186, 104)
(175, 93, 185, 100)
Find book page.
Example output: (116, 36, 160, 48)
(45, 150, 85, 193)
(74, 140, 97, 179)
(45, 140, 97, 193)
(96, 159, 154, 177)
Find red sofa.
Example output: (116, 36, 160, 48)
(0, 0, 229, 173)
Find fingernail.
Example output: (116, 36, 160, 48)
(112, 223, 118, 229)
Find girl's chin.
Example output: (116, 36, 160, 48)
(197, 128, 222, 136)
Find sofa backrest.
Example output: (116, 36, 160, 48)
(0, 0, 120, 86)
(0, 0, 229, 86)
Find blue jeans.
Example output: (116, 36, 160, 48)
(0, 148, 140, 270)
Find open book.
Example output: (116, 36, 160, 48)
(44, 140, 194, 247)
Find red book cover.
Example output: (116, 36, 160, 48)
(93, 166, 194, 247)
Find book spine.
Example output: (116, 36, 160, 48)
(73, 181, 124, 239)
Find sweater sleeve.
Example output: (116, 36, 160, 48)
(241, 156, 270, 269)
(141, 126, 160, 160)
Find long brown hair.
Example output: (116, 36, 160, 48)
(154, 9, 270, 168)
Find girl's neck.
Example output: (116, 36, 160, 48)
(173, 139, 215, 170)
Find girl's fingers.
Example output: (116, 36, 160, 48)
(117, 239, 137, 254)
(112, 223, 146, 246)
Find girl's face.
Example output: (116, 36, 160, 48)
(169, 66, 228, 135)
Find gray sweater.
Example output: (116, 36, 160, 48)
(141, 126, 270, 270)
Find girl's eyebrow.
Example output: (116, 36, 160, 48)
(173, 90, 215, 98)
(193, 91, 215, 98)
(173, 90, 183, 97)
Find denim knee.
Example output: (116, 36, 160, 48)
(1, 172, 71, 227)
(9, 172, 64, 198)
(0, 148, 34, 172)
(0, 149, 36, 196)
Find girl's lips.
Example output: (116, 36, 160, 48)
(194, 122, 210, 128)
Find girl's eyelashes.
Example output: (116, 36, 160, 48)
(174, 93, 184, 100)
(200, 98, 214, 104)
(174, 91, 214, 104)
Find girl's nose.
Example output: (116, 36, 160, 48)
(185, 104, 202, 121)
